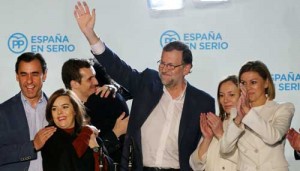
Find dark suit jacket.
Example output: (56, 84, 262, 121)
(94, 46, 215, 170)
(295, 150, 300, 160)
(0, 93, 37, 170)
(85, 92, 129, 163)
(42, 127, 96, 171)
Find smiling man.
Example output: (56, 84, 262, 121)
(0, 52, 56, 171)
(73, 2, 215, 170)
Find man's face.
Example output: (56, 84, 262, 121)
(158, 50, 190, 88)
(76, 67, 99, 100)
(16, 59, 46, 102)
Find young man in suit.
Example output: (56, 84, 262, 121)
(287, 128, 300, 160)
(73, 2, 215, 170)
(0, 52, 56, 171)
(61, 58, 129, 164)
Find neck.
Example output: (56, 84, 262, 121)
(63, 127, 75, 134)
(251, 96, 267, 107)
(72, 89, 88, 103)
(25, 92, 42, 108)
(166, 81, 187, 99)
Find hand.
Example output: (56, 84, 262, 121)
(33, 126, 56, 151)
(112, 112, 129, 138)
(235, 84, 250, 125)
(200, 113, 213, 140)
(235, 96, 245, 125)
(239, 83, 251, 115)
(95, 84, 117, 98)
(206, 112, 223, 140)
(86, 125, 100, 137)
(74, 1, 99, 45)
(88, 133, 99, 148)
(287, 128, 300, 151)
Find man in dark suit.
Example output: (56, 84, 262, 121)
(74, 2, 215, 170)
(287, 128, 300, 160)
(61, 58, 129, 164)
(0, 52, 56, 170)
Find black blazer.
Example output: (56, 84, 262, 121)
(94, 46, 215, 170)
(295, 150, 300, 160)
(42, 127, 96, 171)
(0, 93, 38, 170)
(85, 92, 129, 163)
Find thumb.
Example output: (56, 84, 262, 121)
(91, 9, 96, 24)
(117, 112, 126, 120)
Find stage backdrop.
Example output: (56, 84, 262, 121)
(1, 0, 299, 169)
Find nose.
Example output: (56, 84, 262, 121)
(224, 96, 228, 103)
(57, 108, 62, 115)
(26, 74, 33, 84)
(92, 77, 98, 85)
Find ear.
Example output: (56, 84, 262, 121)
(42, 70, 47, 82)
(70, 80, 80, 89)
(183, 64, 192, 75)
(16, 73, 19, 82)
(264, 78, 269, 89)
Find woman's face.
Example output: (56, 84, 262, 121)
(240, 71, 268, 106)
(51, 96, 75, 129)
(219, 81, 240, 114)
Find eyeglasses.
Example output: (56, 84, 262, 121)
(157, 60, 185, 70)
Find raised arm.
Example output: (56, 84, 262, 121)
(74, 1, 99, 45)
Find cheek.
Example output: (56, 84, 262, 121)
(219, 98, 225, 106)
(231, 97, 239, 105)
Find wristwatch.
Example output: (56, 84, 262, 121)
(92, 146, 100, 153)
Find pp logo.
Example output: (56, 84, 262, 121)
(8, 33, 28, 54)
(160, 30, 180, 48)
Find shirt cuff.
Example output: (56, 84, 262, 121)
(91, 40, 105, 55)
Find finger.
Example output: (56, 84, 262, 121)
(74, 4, 80, 16)
(77, 1, 85, 15)
(83, 1, 90, 14)
(117, 112, 126, 120)
(103, 88, 111, 98)
(99, 88, 107, 98)
(74, 9, 79, 18)
(44, 131, 55, 141)
(92, 8, 96, 23)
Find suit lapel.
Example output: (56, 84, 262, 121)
(11, 93, 31, 140)
(178, 84, 193, 145)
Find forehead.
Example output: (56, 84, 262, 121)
(18, 59, 43, 73)
(53, 96, 71, 105)
(161, 50, 183, 63)
(79, 67, 95, 78)
(240, 71, 262, 80)
(220, 81, 238, 91)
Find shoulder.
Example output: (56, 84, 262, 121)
(0, 93, 21, 112)
(187, 83, 214, 101)
(141, 68, 160, 80)
(267, 101, 295, 110)
(1, 93, 21, 106)
(265, 101, 295, 118)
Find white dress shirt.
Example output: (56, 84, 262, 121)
(21, 93, 48, 171)
(141, 86, 186, 168)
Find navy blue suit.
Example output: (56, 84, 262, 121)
(0, 93, 38, 170)
(94, 46, 215, 170)
(295, 150, 300, 160)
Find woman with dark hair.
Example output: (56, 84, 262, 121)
(42, 88, 111, 171)
(220, 61, 295, 171)
(190, 75, 239, 171)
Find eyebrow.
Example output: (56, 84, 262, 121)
(19, 71, 40, 74)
